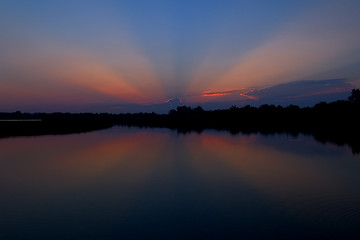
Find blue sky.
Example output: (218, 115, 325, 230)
(1, 0, 360, 112)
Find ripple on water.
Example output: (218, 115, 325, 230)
(289, 193, 360, 230)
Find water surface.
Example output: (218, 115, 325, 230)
(1, 127, 360, 239)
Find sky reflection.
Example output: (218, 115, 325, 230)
(1, 127, 360, 239)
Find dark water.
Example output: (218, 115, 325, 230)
(1, 126, 360, 239)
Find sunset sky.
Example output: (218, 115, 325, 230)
(1, 0, 360, 113)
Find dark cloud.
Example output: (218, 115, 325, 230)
(249, 78, 354, 106)
(186, 79, 355, 111)
(164, 97, 183, 108)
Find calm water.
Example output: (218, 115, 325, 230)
(1, 126, 360, 239)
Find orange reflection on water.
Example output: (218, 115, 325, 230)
(62, 131, 166, 179)
(188, 133, 347, 202)
(0, 129, 167, 194)
(183, 132, 360, 227)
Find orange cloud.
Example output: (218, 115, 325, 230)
(185, 88, 258, 103)
(239, 93, 258, 100)
(201, 89, 239, 97)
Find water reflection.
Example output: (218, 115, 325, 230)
(0, 128, 166, 190)
(1, 127, 360, 239)
(189, 133, 360, 229)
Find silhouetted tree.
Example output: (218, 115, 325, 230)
(169, 109, 177, 115)
(193, 106, 204, 113)
(259, 104, 276, 111)
(348, 89, 360, 103)
(286, 104, 300, 111)
(314, 101, 327, 109)
(177, 106, 192, 113)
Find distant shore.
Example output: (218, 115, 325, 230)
(0, 119, 42, 122)
(1, 89, 359, 153)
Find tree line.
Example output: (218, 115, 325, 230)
(1, 89, 359, 153)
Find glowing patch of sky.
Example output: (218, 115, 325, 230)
(187, 0, 360, 96)
(0, 0, 359, 112)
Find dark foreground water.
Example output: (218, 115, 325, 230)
(1, 126, 360, 239)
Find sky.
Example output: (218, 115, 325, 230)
(1, 0, 360, 113)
